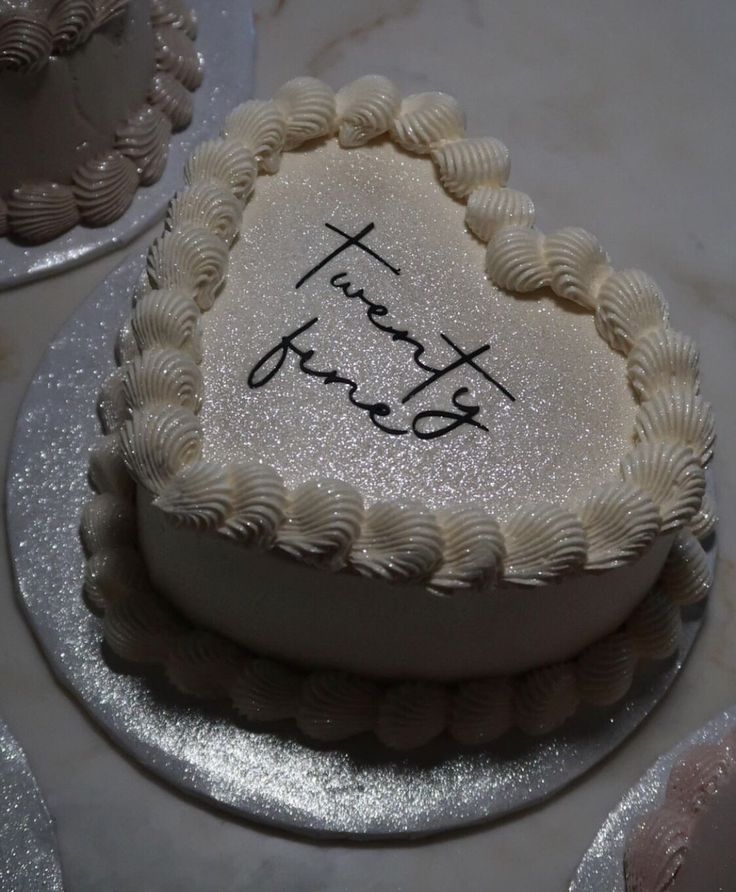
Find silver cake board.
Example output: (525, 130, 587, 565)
(5, 250, 714, 839)
(0, 717, 64, 891)
(569, 705, 736, 892)
(0, 0, 255, 292)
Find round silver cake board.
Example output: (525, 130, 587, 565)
(0, 718, 64, 891)
(5, 251, 716, 839)
(0, 0, 255, 292)
(569, 704, 736, 892)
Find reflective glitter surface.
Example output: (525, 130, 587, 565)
(570, 706, 736, 892)
(4, 254, 711, 838)
(0, 719, 64, 891)
(200, 139, 637, 518)
(0, 0, 255, 292)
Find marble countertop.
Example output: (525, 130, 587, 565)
(1, 0, 734, 889)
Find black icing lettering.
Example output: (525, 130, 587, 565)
(248, 221, 517, 442)
(248, 317, 408, 436)
(403, 333, 516, 404)
(411, 388, 489, 440)
(247, 317, 319, 388)
(296, 222, 399, 290)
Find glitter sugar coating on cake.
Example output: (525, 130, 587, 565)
(82, 76, 716, 750)
(0, 0, 202, 244)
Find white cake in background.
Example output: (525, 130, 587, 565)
(82, 76, 716, 750)
(625, 726, 736, 892)
(0, 0, 202, 244)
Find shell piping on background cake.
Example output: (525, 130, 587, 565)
(0, 0, 204, 244)
(624, 728, 736, 892)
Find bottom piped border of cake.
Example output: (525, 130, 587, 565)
(81, 461, 715, 752)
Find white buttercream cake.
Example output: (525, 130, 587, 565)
(82, 76, 716, 750)
(624, 725, 736, 892)
(0, 0, 202, 244)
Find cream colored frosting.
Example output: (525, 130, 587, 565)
(390, 91, 465, 154)
(222, 100, 286, 173)
(335, 74, 400, 148)
(274, 76, 335, 151)
(5, 181, 79, 243)
(81, 76, 717, 749)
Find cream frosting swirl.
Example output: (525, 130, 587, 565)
(431, 137, 510, 198)
(276, 479, 364, 565)
(148, 70, 194, 131)
(502, 504, 587, 583)
(580, 482, 660, 570)
(115, 104, 173, 187)
(465, 186, 535, 243)
(376, 682, 448, 750)
(349, 502, 443, 582)
(222, 100, 286, 173)
(147, 223, 229, 310)
(390, 91, 465, 154)
(0, 12, 53, 72)
(120, 406, 201, 494)
(6, 182, 80, 243)
(274, 76, 336, 151)
(297, 672, 381, 742)
(335, 74, 400, 148)
(48, 0, 96, 52)
(165, 183, 242, 245)
(430, 506, 505, 594)
(153, 22, 203, 91)
(72, 151, 139, 226)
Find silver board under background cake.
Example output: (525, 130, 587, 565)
(0, 0, 255, 292)
(5, 252, 715, 839)
(570, 705, 736, 892)
(0, 718, 64, 891)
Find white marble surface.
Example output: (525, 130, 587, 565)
(1, 0, 735, 889)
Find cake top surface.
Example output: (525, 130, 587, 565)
(199, 138, 636, 519)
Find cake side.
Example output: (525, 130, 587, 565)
(82, 76, 717, 749)
(0, 0, 202, 243)
(137, 486, 677, 679)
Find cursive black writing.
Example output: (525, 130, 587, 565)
(328, 272, 515, 404)
(247, 317, 408, 436)
(247, 220, 517, 441)
(295, 222, 400, 290)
